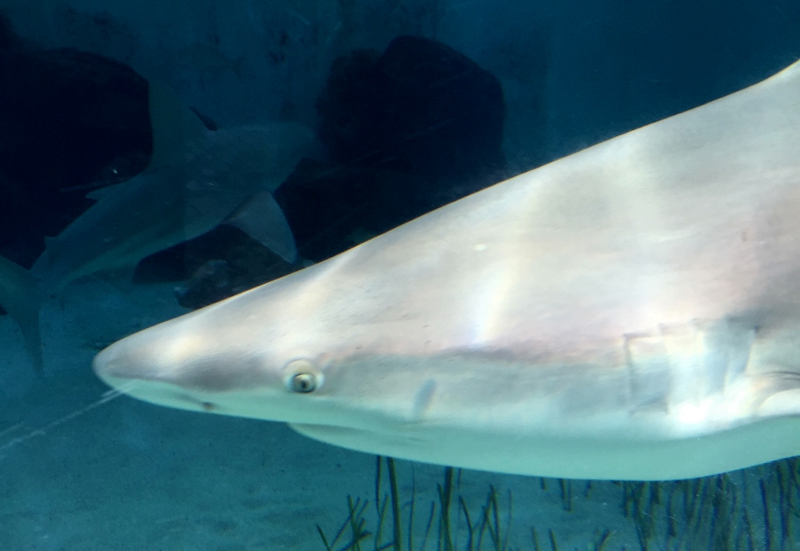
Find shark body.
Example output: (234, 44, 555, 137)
(0, 254, 41, 373)
(95, 62, 800, 481)
(32, 81, 314, 289)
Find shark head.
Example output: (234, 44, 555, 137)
(92, 247, 565, 475)
(92, 261, 444, 434)
(93, 272, 324, 424)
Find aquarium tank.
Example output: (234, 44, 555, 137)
(1, 0, 799, 549)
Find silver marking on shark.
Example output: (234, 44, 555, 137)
(95, 61, 800, 481)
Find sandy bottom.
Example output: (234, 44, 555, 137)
(0, 278, 781, 550)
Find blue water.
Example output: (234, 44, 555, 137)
(0, 1, 799, 549)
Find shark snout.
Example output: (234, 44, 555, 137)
(92, 317, 308, 420)
(93, 336, 213, 413)
(93, 332, 170, 389)
(93, 319, 282, 398)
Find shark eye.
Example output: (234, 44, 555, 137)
(290, 372, 318, 393)
(284, 358, 323, 393)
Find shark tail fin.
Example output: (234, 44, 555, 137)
(146, 80, 209, 172)
(0, 255, 43, 374)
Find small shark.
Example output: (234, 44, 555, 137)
(0, 254, 42, 373)
(32, 80, 315, 290)
(94, 61, 800, 481)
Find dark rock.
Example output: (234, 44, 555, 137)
(280, 35, 508, 262)
(0, 46, 151, 267)
(135, 225, 299, 308)
(174, 259, 233, 310)
(0, 11, 22, 49)
(276, 162, 431, 261)
(317, 35, 506, 183)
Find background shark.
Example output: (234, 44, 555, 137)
(0, 254, 41, 373)
(31, 80, 316, 290)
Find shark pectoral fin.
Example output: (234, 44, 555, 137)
(85, 182, 129, 201)
(289, 423, 425, 456)
(146, 80, 209, 172)
(226, 191, 298, 264)
(0, 255, 43, 374)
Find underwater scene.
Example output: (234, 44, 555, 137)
(1, 0, 800, 549)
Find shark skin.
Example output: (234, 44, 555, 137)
(0, 255, 42, 373)
(94, 61, 800, 481)
(32, 81, 315, 290)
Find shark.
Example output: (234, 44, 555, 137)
(0, 254, 42, 373)
(94, 61, 800, 481)
(32, 80, 316, 290)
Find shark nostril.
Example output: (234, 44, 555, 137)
(201, 401, 215, 411)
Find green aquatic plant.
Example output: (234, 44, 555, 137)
(621, 458, 800, 551)
(319, 457, 800, 551)
(317, 457, 513, 551)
